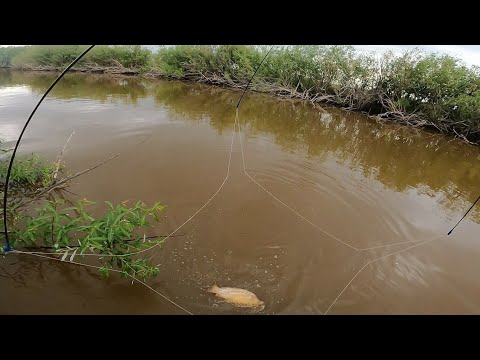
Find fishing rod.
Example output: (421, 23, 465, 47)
(448, 195, 480, 235)
(236, 46, 274, 109)
(2, 45, 96, 253)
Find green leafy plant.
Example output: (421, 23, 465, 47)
(5, 198, 166, 280)
(1, 139, 166, 281)
(0, 153, 56, 188)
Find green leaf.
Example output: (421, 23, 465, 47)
(58, 214, 72, 221)
(108, 226, 115, 240)
(99, 267, 109, 278)
(56, 229, 64, 242)
(119, 227, 130, 238)
(88, 236, 107, 242)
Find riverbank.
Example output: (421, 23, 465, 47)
(2, 45, 480, 145)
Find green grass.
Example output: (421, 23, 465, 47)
(0, 153, 56, 188)
(0, 136, 56, 190)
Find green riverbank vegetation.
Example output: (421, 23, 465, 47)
(0, 138, 165, 280)
(1, 44, 480, 144)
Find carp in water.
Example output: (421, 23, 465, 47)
(208, 285, 264, 309)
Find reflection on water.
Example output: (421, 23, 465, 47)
(3, 70, 477, 219)
(1, 69, 480, 314)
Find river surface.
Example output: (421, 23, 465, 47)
(1, 69, 480, 314)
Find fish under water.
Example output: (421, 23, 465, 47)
(208, 285, 265, 309)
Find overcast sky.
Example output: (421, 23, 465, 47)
(2, 45, 480, 67)
(354, 45, 480, 67)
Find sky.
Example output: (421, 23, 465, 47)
(2, 45, 480, 67)
(353, 45, 480, 67)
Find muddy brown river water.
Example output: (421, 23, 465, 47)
(1, 69, 480, 314)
